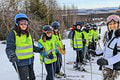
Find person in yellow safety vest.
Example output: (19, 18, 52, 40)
(38, 25, 57, 80)
(70, 22, 86, 71)
(82, 25, 91, 62)
(88, 24, 94, 50)
(6, 13, 43, 80)
(92, 24, 98, 50)
(52, 21, 65, 78)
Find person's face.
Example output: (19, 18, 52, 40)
(46, 32, 52, 37)
(108, 21, 119, 31)
(77, 25, 81, 29)
(19, 20, 28, 30)
(54, 28, 58, 33)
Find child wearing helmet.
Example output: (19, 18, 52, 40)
(70, 22, 86, 71)
(89, 15, 120, 80)
(38, 25, 57, 80)
(52, 21, 65, 78)
(92, 24, 98, 50)
(6, 13, 43, 80)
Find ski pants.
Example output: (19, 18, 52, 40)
(76, 50, 83, 64)
(103, 68, 120, 80)
(56, 53, 62, 74)
(45, 62, 56, 80)
(13, 63, 35, 80)
(83, 46, 88, 61)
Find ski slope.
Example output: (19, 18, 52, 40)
(1, 25, 120, 80)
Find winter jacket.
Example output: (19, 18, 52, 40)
(6, 30, 41, 66)
(96, 30, 120, 70)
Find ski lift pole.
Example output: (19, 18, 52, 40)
(14, 61, 20, 80)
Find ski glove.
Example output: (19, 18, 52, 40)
(48, 52, 54, 59)
(9, 54, 17, 62)
(40, 47, 45, 53)
(115, 29, 120, 38)
(97, 58, 108, 66)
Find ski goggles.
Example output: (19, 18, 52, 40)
(19, 20, 28, 26)
(107, 15, 120, 24)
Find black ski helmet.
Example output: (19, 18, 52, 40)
(42, 25, 53, 33)
(52, 21, 60, 29)
(75, 22, 83, 30)
(92, 24, 97, 30)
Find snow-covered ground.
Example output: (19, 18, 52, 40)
(1, 25, 120, 80)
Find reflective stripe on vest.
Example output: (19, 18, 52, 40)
(73, 31, 83, 48)
(14, 31, 34, 60)
(38, 36, 57, 64)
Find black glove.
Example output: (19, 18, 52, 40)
(98, 36, 101, 40)
(83, 39, 86, 46)
(40, 47, 45, 53)
(9, 54, 17, 62)
(48, 52, 54, 59)
(88, 49, 96, 56)
(97, 58, 108, 66)
(115, 29, 120, 38)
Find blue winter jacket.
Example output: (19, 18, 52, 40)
(6, 30, 41, 66)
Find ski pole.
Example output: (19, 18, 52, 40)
(89, 58, 93, 80)
(63, 45, 66, 78)
(14, 61, 20, 80)
(41, 53, 44, 80)
(41, 59, 43, 80)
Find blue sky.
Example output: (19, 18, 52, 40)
(57, 0, 120, 9)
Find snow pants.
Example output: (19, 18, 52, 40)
(13, 63, 35, 80)
(83, 46, 88, 61)
(76, 50, 83, 64)
(45, 62, 56, 80)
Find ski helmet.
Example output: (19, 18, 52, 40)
(92, 24, 97, 30)
(42, 25, 53, 33)
(75, 22, 83, 29)
(14, 13, 29, 26)
(107, 15, 120, 25)
(76, 22, 83, 26)
(52, 21, 60, 29)
(85, 24, 91, 30)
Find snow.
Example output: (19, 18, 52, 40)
(1, 25, 120, 80)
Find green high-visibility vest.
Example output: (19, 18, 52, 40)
(38, 35, 57, 64)
(14, 31, 34, 60)
(72, 31, 83, 48)
(88, 30, 94, 43)
(93, 30, 98, 42)
(52, 33, 63, 49)
(82, 31, 89, 47)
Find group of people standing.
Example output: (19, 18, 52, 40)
(5, 13, 120, 80)
(69, 21, 98, 71)
(6, 13, 65, 80)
